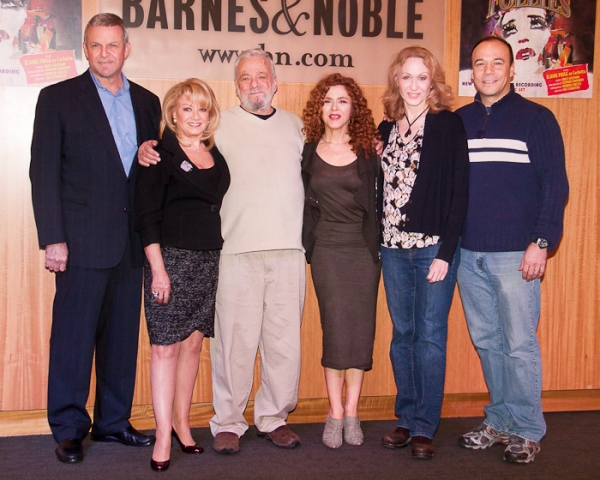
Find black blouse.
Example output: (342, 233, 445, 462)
(134, 128, 230, 251)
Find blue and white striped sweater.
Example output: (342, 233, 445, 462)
(456, 87, 568, 253)
(467, 138, 531, 164)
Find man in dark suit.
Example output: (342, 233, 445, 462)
(29, 13, 161, 464)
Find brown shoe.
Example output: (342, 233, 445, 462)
(213, 432, 239, 454)
(257, 425, 300, 448)
(382, 427, 411, 449)
(411, 436, 434, 460)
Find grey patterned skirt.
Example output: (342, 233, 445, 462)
(144, 247, 219, 346)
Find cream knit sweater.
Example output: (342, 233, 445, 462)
(214, 106, 305, 255)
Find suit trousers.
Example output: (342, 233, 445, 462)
(47, 244, 142, 442)
(209, 249, 306, 437)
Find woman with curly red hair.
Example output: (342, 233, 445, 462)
(301, 73, 380, 449)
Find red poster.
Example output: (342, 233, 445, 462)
(0, 0, 82, 86)
(459, 1, 595, 99)
(544, 64, 589, 95)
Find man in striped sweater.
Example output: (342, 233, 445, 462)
(455, 36, 568, 464)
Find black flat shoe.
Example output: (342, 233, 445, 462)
(92, 426, 155, 447)
(150, 458, 170, 472)
(172, 429, 203, 454)
(55, 438, 83, 463)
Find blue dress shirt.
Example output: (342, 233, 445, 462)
(90, 71, 138, 176)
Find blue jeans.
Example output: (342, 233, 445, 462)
(381, 243, 459, 439)
(457, 249, 545, 442)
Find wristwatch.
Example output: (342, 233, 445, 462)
(535, 238, 549, 249)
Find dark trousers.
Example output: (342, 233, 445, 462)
(47, 246, 142, 442)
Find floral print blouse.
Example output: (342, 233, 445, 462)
(381, 122, 439, 249)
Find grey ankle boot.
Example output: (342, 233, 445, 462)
(322, 414, 343, 448)
(344, 415, 364, 446)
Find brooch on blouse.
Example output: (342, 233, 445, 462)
(180, 160, 193, 172)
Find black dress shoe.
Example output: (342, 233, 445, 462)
(411, 435, 434, 460)
(55, 438, 83, 463)
(150, 458, 170, 472)
(172, 429, 203, 454)
(91, 426, 155, 447)
(382, 427, 412, 449)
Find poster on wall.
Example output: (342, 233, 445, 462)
(459, 0, 596, 98)
(97, 0, 445, 85)
(0, 0, 81, 86)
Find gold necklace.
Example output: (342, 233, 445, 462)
(182, 143, 203, 153)
(321, 138, 349, 156)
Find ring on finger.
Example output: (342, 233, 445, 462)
(152, 291, 159, 297)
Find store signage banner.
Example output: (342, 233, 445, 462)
(459, 0, 596, 98)
(98, 0, 446, 85)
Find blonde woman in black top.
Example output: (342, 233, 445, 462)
(134, 79, 230, 471)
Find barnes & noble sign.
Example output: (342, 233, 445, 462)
(99, 0, 446, 84)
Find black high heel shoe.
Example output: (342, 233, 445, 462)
(150, 458, 170, 472)
(172, 429, 204, 454)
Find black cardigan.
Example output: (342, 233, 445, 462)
(301, 142, 380, 264)
(134, 128, 230, 251)
(378, 109, 470, 264)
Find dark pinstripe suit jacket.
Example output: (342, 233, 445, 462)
(30, 69, 161, 269)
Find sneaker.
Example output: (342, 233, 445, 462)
(459, 423, 510, 449)
(504, 434, 540, 464)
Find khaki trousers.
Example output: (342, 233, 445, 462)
(209, 249, 306, 437)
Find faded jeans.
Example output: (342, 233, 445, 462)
(457, 249, 546, 442)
